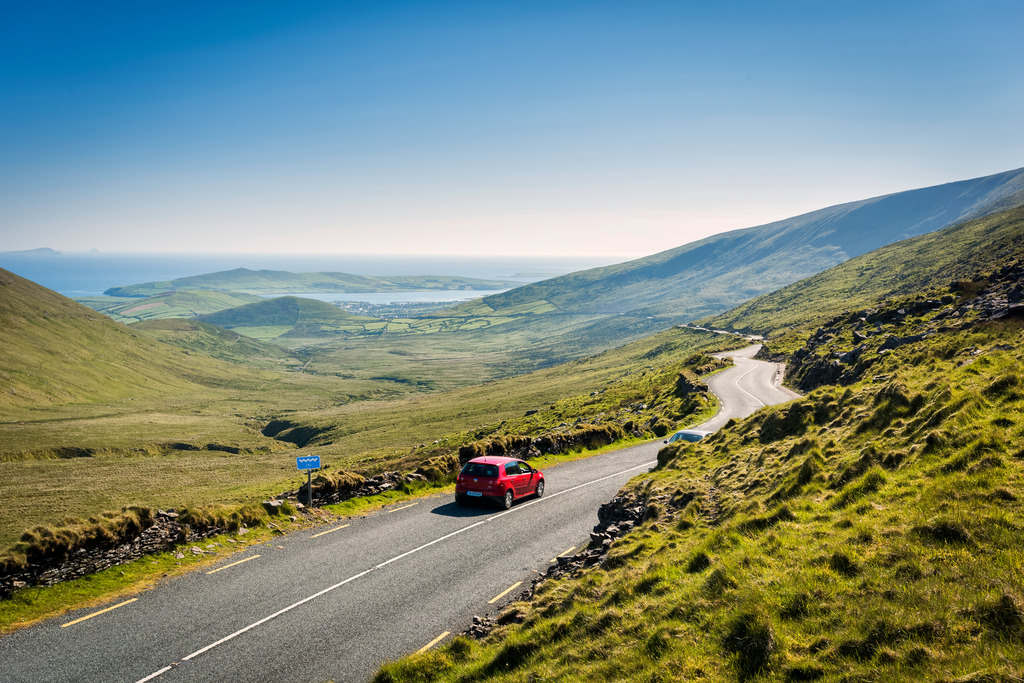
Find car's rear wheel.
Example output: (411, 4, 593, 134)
(455, 493, 468, 505)
(502, 489, 514, 509)
(535, 480, 545, 498)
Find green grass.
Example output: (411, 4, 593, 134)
(0, 315, 735, 549)
(0, 269, 290, 410)
(131, 318, 302, 368)
(373, 304, 1024, 682)
(239, 327, 735, 474)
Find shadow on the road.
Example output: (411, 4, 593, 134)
(430, 501, 498, 517)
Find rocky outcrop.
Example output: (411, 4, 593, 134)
(775, 260, 1024, 393)
(294, 470, 434, 505)
(0, 509, 234, 598)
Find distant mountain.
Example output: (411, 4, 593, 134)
(104, 268, 517, 297)
(470, 166, 1024, 321)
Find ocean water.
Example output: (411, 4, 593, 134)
(0, 251, 622, 301)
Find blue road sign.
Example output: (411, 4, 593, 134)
(297, 455, 321, 470)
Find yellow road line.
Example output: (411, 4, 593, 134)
(206, 555, 261, 575)
(310, 524, 350, 539)
(417, 631, 451, 654)
(386, 503, 418, 514)
(61, 598, 138, 628)
(488, 581, 523, 604)
(551, 546, 576, 562)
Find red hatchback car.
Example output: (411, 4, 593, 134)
(455, 456, 545, 509)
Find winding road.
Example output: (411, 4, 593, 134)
(0, 345, 797, 683)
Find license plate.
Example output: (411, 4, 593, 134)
(467, 491, 483, 497)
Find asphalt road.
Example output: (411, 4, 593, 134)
(699, 344, 800, 431)
(0, 345, 796, 683)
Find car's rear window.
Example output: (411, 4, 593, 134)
(462, 462, 499, 477)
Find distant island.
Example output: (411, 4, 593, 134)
(104, 267, 519, 297)
(0, 247, 62, 256)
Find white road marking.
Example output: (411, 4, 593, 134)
(134, 458, 657, 682)
(731, 362, 766, 408)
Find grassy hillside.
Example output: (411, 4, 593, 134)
(0, 268, 273, 409)
(105, 268, 515, 297)
(194, 295, 379, 339)
(75, 289, 264, 323)
(704, 204, 1024, 339)
(0, 279, 736, 549)
(375, 248, 1024, 683)
(131, 318, 302, 368)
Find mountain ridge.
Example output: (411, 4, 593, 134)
(469, 166, 1024, 319)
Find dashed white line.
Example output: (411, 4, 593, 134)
(134, 458, 657, 682)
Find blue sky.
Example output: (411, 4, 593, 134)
(1, 0, 1022, 256)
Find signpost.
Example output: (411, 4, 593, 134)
(297, 455, 321, 507)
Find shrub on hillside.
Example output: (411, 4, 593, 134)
(534, 423, 626, 454)
(650, 418, 674, 438)
(723, 610, 776, 679)
(458, 435, 534, 463)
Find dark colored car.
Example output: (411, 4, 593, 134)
(455, 456, 545, 509)
(664, 429, 712, 444)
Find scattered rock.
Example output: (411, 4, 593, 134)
(461, 615, 496, 639)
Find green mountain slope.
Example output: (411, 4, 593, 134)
(131, 318, 301, 368)
(704, 203, 1024, 338)
(105, 268, 515, 297)
(0, 269, 265, 408)
(376, 208, 1024, 683)
(76, 289, 264, 323)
